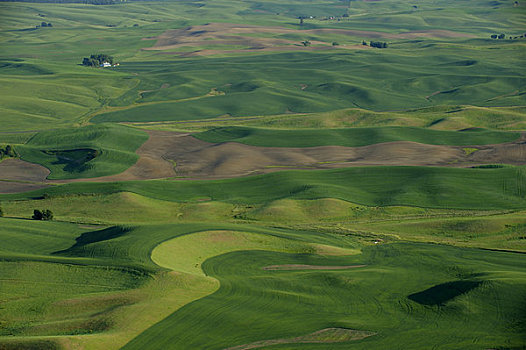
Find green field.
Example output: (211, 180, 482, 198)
(1, 0, 526, 349)
(0, 0, 525, 131)
(3, 166, 526, 209)
(15, 124, 148, 179)
(194, 125, 520, 147)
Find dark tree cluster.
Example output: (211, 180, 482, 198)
(0, 145, 16, 159)
(490, 33, 525, 39)
(0, 206, 4, 217)
(32, 209, 53, 221)
(368, 41, 388, 48)
(39, 21, 52, 27)
(82, 54, 114, 67)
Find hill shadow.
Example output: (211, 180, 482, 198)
(408, 280, 483, 306)
(53, 226, 130, 256)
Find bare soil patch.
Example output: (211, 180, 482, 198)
(66, 131, 526, 182)
(0, 159, 49, 182)
(0, 159, 50, 193)
(223, 327, 375, 350)
(162, 135, 459, 179)
(262, 264, 367, 270)
(467, 139, 526, 166)
(143, 23, 472, 56)
(3, 131, 524, 193)
(52, 130, 178, 184)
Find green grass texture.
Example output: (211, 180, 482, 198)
(3, 166, 526, 210)
(123, 242, 526, 350)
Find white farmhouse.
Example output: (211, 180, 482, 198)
(100, 62, 112, 68)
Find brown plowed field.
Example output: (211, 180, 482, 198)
(0, 159, 50, 193)
(119, 130, 525, 180)
(143, 23, 472, 56)
(2, 130, 525, 192)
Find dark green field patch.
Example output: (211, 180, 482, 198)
(194, 126, 520, 147)
(43, 148, 99, 174)
(0, 60, 53, 76)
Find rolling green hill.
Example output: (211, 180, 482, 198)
(124, 243, 526, 350)
(194, 126, 520, 147)
(3, 166, 526, 210)
(16, 124, 148, 179)
(1, 0, 526, 349)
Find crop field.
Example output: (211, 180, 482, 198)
(1, 0, 525, 349)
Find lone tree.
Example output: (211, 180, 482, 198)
(301, 40, 311, 47)
(32, 209, 53, 221)
(0, 144, 17, 159)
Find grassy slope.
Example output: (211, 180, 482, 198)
(16, 124, 148, 179)
(2, 219, 525, 350)
(194, 126, 520, 147)
(129, 105, 526, 132)
(91, 47, 526, 123)
(0, 219, 352, 350)
(2, 193, 525, 252)
(126, 239, 526, 350)
(2, 166, 526, 210)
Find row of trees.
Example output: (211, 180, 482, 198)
(82, 54, 114, 67)
(38, 22, 53, 27)
(363, 41, 388, 48)
(490, 33, 525, 39)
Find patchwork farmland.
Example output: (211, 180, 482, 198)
(0, 0, 525, 349)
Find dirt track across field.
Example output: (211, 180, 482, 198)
(223, 327, 375, 350)
(262, 264, 367, 270)
(143, 23, 472, 56)
(1, 130, 525, 192)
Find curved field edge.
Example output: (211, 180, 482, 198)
(0, 220, 358, 350)
(124, 230, 361, 350)
(1, 166, 525, 210)
(193, 126, 521, 147)
(15, 124, 148, 180)
(123, 242, 526, 350)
